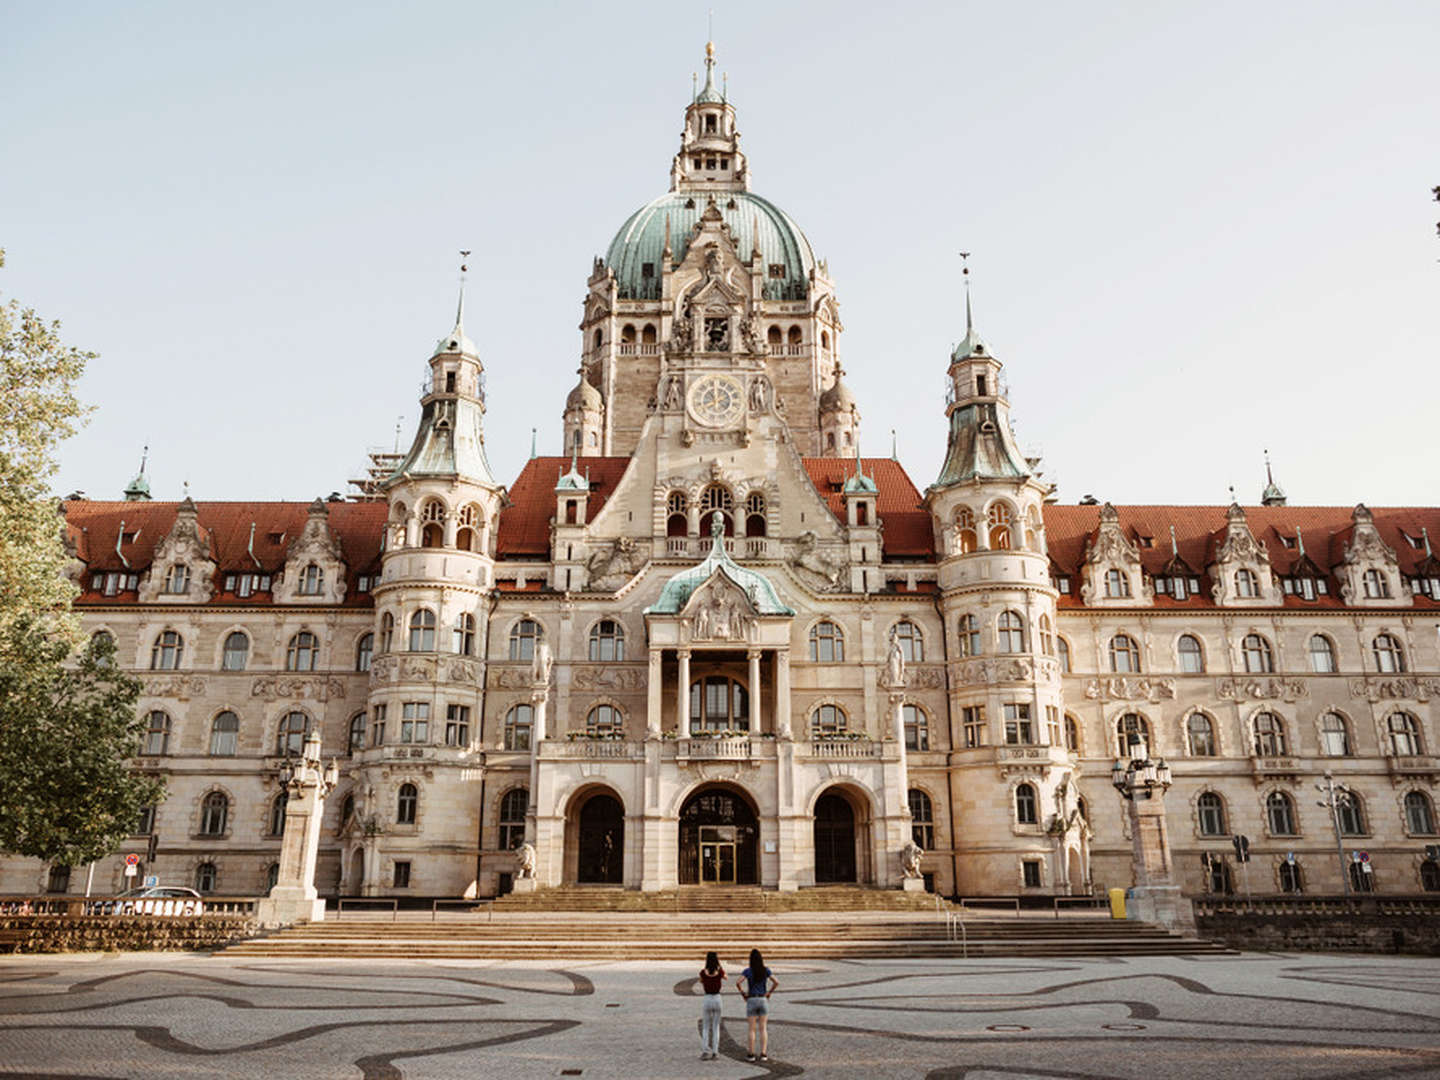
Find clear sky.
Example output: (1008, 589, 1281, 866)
(4, 1, 1437, 508)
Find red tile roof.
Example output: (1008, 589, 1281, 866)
(800, 457, 935, 559)
(496, 457, 633, 558)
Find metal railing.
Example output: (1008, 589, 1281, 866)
(953, 894, 1104, 918)
(936, 894, 966, 957)
(336, 897, 399, 921)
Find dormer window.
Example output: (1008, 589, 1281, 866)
(162, 564, 190, 594)
(704, 114, 717, 133)
(298, 564, 324, 596)
(641, 262, 655, 279)
(1104, 569, 1131, 598)
(1284, 576, 1324, 600)
(1235, 569, 1259, 598)
(1363, 569, 1390, 599)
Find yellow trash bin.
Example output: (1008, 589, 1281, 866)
(1108, 887, 1127, 919)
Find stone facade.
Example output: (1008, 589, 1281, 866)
(6, 45, 1439, 904)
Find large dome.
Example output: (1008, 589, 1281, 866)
(606, 191, 816, 301)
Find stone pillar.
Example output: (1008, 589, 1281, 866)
(1124, 787, 1196, 935)
(676, 648, 691, 736)
(775, 650, 792, 739)
(256, 731, 337, 926)
(647, 647, 663, 737)
(748, 649, 763, 733)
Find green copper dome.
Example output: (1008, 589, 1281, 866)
(606, 192, 815, 301)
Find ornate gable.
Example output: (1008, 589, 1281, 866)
(1210, 503, 1283, 606)
(276, 499, 348, 605)
(682, 573, 758, 643)
(1080, 503, 1151, 606)
(1339, 504, 1410, 606)
(136, 498, 217, 603)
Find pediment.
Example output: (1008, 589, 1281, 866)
(681, 572, 758, 642)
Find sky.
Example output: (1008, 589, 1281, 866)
(4, 1, 1437, 509)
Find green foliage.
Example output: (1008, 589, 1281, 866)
(0, 247, 95, 654)
(0, 621, 166, 867)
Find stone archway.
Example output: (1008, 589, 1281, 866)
(814, 791, 858, 883)
(678, 785, 759, 886)
(575, 792, 624, 884)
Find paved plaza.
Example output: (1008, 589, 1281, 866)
(2, 950, 1439, 1079)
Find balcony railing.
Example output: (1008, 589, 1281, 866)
(676, 737, 753, 760)
(542, 740, 640, 759)
(804, 739, 883, 759)
(617, 343, 661, 356)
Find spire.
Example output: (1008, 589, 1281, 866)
(696, 40, 724, 103)
(123, 445, 152, 502)
(1423, 527, 1432, 558)
(530, 428, 537, 459)
(1261, 449, 1287, 506)
(1169, 524, 1178, 556)
(890, 428, 897, 461)
(951, 252, 984, 360)
(433, 252, 479, 358)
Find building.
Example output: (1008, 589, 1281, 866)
(9, 45, 1440, 902)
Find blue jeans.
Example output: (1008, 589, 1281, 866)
(701, 994, 722, 1054)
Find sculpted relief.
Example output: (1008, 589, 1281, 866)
(1215, 677, 1308, 703)
(788, 531, 844, 592)
(251, 676, 346, 700)
(586, 537, 647, 590)
(691, 584, 753, 641)
(1083, 676, 1177, 702)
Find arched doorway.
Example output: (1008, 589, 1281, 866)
(679, 787, 759, 885)
(814, 792, 857, 883)
(577, 793, 624, 884)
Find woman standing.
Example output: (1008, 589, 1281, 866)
(698, 951, 726, 1060)
(736, 947, 777, 1063)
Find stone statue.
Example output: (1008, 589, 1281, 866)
(531, 640, 553, 686)
(884, 637, 906, 689)
(516, 842, 537, 879)
(748, 376, 769, 412)
(586, 537, 645, 588)
(901, 840, 923, 879)
(671, 313, 693, 351)
(662, 375, 683, 410)
(789, 530, 844, 591)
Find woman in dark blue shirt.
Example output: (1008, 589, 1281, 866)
(735, 947, 778, 1062)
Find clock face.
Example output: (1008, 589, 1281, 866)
(687, 374, 745, 428)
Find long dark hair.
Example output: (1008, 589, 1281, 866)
(749, 948, 765, 975)
(704, 950, 720, 972)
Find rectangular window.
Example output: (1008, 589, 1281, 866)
(768, 263, 785, 279)
(641, 262, 655, 279)
(371, 704, 387, 747)
(962, 706, 985, 748)
(1003, 703, 1033, 745)
(401, 702, 430, 744)
(445, 704, 470, 747)
(1046, 705, 1061, 746)
(393, 861, 411, 888)
(1022, 860, 1042, 888)
(1054, 576, 1070, 594)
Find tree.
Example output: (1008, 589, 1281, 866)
(0, 622, 165, 868)
(0, 248, 94, 654)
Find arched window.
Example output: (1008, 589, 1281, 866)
(957, 614, 981, 658)
(620, 322, 636, 344)
(379, 613, 394, 653)
(286, 631, 319, 672)
(699, 485, 734, 534)
(194, 862, 218, 894)
(1064, 715, 1081, 753)
(1405, 791, 1436, 835)
(340, 793, 355, 829)
(209, 711, 239, 756)
(164, 563, 191, 594)
(1363, 569, 1390, 599)
(298, 563, 325, 595)
(808, 620, 844, 662)
(1235, 569, 1258, 598)
(1242, 633, 1274, 674)
(909, 789, 935, 849)
(1309, 635, 1337, 673)
(141, 710, 172, 755)
(891, 620, 924, 663)
(1197, 792, 1227, 836)
(691, 676, 749, 734)
(89, 629, 115, 666)
(1186, 713, 1216, 756)
(903, 704, 929, 751)
(1015, 783, 1037, 825)
(1266, 791, 1297, 835)
(997, 611, 1026, 653)
(150, 630, 184, 670)
(1338, 792, 1365, 836)
(456, 503, 481, 551)
(1116, 713, 1149, 757)
(1388, 712, 1424, 756)
(1104, 569, 1131, 598)
(1252, 712, 1287, 756)
(666, 491, 688, 537)
(355, 632, 373, 672)
(396, 784, 418, 825)
(508, 619, 542, 661)
(1373, 634, 1406, 673)
(499, 788, 528, 850)
(222, 631, 249, 671)
(269, 791, 289, 836)
(1038, 615, 1054, 655)
(745, 491, 766, 537)
(1319, 713, 1352, 756)
(987, 503, 1013, 549)
(275, 711, 310, 756)
(504, 704, 533, 750)
(348, 713, 366, 754)
(1279, 859, 1304, 894)
(1109, 634, 1141, 673)
(200, 792, 228, 836)
(409, 609, 437, 651)
(954, 507, 977, 553)
(453, 613, 475, 655)
(419, 501, 445, 549)
(586, 704, 624, 739)
(810, 703, 848, 740)
(767, 325, 782, 347)
(1056, 637, 1071, 673)
(589, 619, 625, 661)
(1178, 635, 1205, 673)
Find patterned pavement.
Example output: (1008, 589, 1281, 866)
(2, 951, 1439, 1078)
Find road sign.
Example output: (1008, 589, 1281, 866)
(124, 864, 137, 877)
(1286, 851, 1296, 864)
(124, 853, 140, 867)
(1360, 851, 1371, 863)
(143, 875, 158, 888)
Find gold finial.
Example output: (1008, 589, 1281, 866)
(706, 40, 714, 59)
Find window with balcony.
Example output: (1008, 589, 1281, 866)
(586, 704, 624, 739)
(691, 677, 749, 734)
(810, 703, 848, 740)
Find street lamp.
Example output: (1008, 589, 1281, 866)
(1315, 770, 1356, 898)
(1109, 739, 1194, 934)
(1111, 740, 1172, 801)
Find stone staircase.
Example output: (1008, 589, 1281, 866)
(221, 889, 1232, 960)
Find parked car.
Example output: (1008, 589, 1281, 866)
(93, 886, 204, 916)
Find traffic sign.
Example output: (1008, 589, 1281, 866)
(1286, 851, 1296, 864)
(1359, 851, 1370, 863)
(124, 864, 137, 877)
(124, 854, 140, 867)
(143, 875, 158, 888)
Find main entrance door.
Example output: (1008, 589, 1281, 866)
(679, 788, 758, 885)
(577, 793, 624, 884)
(814, 792, 856, 883)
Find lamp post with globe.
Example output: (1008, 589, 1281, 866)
(1110, 738, 1196, 935)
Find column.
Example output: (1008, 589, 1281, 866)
(646, 648, 663, 737)
(748, 649, 763, 734)
(676, 648, 691, 737)
(524, 686, 548, 844)
(775, 649, 792, 739)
